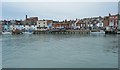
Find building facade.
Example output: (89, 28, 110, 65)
(103, 14, 118, 30)
(37, 20, 48, 31)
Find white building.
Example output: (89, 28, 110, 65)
(10, 25, 16, 31)
(97, 21, 104, 27)
(25, 25, 30, 31)
(30, 25, 37, 30)
(109, 20, 114, 27)
(9, 24, 37, 32)
(37, 20, 48, 31)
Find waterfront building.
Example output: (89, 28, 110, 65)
(9, 20, 23, 31)
(23, 15, 39, 31)
(52, 23, 61, 29)
(9, 25, 16, 31)
(37, 20, 48, 31)
(109, 14, 118, 30)
(94, 16, 104, 29)
(103, 16, 109, 27)
(25, 15, 38, 25)
(97, 21, 104, 29)
(103, 14, 118, 30)
(76, 19, 85, 29)
(24, 25, 31, 31)
(31, 25, 37, 30)
(82, 18, 93, 30)
(22, 24, 37, 32)
(46, 20, 53, 29)
(52, 20, 69, 29)
(1, 14, 118, 33)
(67, 20, 76, 29)
(73, 19, 79, 29)
(2, 20, 10, 32)
(90, 17, 99, 29)
(60, 23, 69, 29)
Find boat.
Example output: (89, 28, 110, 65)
(12, 29, 23, 35)
(23, 32, 33, 34)
(105, 26, 117, 34)
(91, 32, 105, 34)
(117, 31, 120, 34)
(90, 30, 105, 34)
(2, 32, 12, 35)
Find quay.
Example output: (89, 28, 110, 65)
(33, 30, 90, 34)
(1, 14, 119, 35)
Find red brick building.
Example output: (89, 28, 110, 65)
(103, 14, 118, 29)
(25, 15, 38, 25)
(109, 14, 118, 28)
(52, 22, 69, 29)
(103, 16, 109, 27)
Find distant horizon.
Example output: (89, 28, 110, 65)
(2, 2, 118, 21)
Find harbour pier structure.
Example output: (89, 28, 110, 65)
(33, 29, 90, 34)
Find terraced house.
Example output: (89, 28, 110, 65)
(37, 20, 48, 31)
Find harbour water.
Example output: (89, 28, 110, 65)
(2, 33, 119, 68)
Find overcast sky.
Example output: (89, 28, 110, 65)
(1, 0, 120, 2)
(2, 2, 118, 21)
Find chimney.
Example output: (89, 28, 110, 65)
(109, 13, 111, 16)
(26, 15, 27, 20)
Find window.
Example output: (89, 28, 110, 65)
(110, 20, 114, 22)
(44, 25, 45, 27)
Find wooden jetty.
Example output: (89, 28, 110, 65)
(33, 30, 90, 34)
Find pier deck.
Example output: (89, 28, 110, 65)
(33, 30, 90, 34)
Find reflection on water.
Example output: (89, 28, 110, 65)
(2, 34, 119, 68)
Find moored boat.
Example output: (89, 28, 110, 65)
(12, 29, 23, 35)
(23, 32, 33, 34)
(2, 32, 12, 35)
(90, 30, 105, 34)
(105, 26, 117, 34)
(117, 31, 120, 34)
